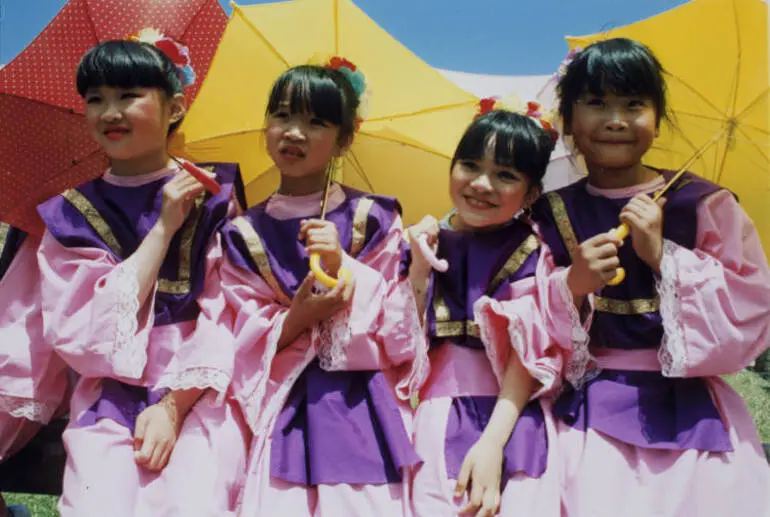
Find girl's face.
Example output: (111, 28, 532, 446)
(569, 91, 658, 171)
(84, 86, 182, 162)
(266, 99, 343, 179)
(450, 136, 534, 230)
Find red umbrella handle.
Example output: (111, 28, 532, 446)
(175, 158, 221, 195)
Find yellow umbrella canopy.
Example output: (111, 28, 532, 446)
(175, 0, 480, 224)
(566, 0, 770, 254)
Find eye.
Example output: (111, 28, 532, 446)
(497, 170, 520, 182)
(628, 98, 648, 109)
(460, 161, 479, 171)
(310, 117, 328, 127)
(585, 97, 605, 107)
(120, 92, 140, 100)
(271, 111, 289, 119)
(85, 96, 102, 104)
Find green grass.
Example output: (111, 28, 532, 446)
(4, 370, 770, 516)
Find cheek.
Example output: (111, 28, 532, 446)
(448, 169, 466, 200)
(499, 186, 528, 212)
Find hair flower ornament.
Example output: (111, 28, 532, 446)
(130, 28, 196, 87)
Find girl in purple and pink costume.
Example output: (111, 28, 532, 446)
(36, 38, 248, 516)
(532, 38, 770, 517)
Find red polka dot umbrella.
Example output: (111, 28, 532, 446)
(0, 0, 227, 236)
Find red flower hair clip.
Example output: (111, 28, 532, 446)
(130, 28, 196, 87)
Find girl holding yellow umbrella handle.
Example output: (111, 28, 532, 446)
(220, 60, 424, 517)
(531, 38, 770, 517)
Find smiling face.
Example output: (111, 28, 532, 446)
(84, 86, 182, 163)
(569, 91, 658, 172)
(450, 135, 533, 230)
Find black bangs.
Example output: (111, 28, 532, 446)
(558, 38, 667, 126)
(452, 110, 555, 187)
(76, 40, 182, 98)
(266, 65, 359, 142)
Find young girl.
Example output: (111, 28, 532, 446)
(0, 223, 69, 517)
(407, 109, 565, 517)
(218, 62, 424, 516)
(532, 38, 770, 517)
(36, 38, 248, 516)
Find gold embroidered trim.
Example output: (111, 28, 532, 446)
(62, 189, 123, 257)
(434, 320, 480, 338)
(231, 216, 291, 305)
(545, 191, 579, 257)
(432, 288, 480, 339)
(158, 193, 206, 295)
(0, 222, 9, 259)
(488, 234, 539, 294)
(350, 198, 374, 257)
(594, 296, 660, 315)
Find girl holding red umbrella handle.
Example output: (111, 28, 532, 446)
(36, 32, 249, 516)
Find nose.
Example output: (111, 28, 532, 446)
(604, 107, 628, 131)
(469, 172, 494, 192)
(283, 124, 306, 142)
(100, 102, 122, 123)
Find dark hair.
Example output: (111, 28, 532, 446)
(558, 38, 667, 128)
(76, 40, 185, 134)
(452, 110, 555, 191)
(266, 65, 360, 145)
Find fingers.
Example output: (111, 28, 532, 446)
(133, 412, 148, 450)
(299, 219, 333, 240)
(461, 478, 484, 516)
(134, 432, 155, 466)
(584, 231, 622, 249)
(454, 457, 473, 497)
(475, 489, 501, 517)
(295, 273, 316, 301)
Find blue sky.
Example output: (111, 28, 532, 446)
(0, 0, 688, 75)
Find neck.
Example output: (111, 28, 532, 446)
(277, 170, 328, 196)
(585, 162, 659, 190)
(110, 149, 170, 177)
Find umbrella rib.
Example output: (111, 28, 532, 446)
(365, 100, 478, 123)
(356, 130, 451, 159)
(334, 0, 340, 55)
(344, 149, 375, 192)
(82, 1, 101, 46)
(734, 87, 770, 121)
(178, 0, 211, 43)
(728, 0, 742, 118)
(231, 4, 291, 68)
(735, 124, 770, 164)
(0, 92, 84, 115)
(666, 73, 726, 117)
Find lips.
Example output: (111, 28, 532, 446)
(103, 126, 130, 141)
(464, 195, 496, 210)
(279, 145, 306, 159)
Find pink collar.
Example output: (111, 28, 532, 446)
(585, 174, 665, 199)
(266, 183, 346, 220)
(103, 162, 179, 187)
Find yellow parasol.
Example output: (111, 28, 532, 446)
(566, 0, 770, 273)
(174, 0, 480, 227)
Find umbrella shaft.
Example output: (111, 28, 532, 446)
(653, 128, 726, 202)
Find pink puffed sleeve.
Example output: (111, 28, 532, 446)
(533, 238, 594, 388)
(221, 255, 310, 432)
(656, 190, 770, 377)
(312, 214, 428, 400)
(474, 274, 567, 399)
(38, 230, 156, 380)
(153, 235, 234, 397)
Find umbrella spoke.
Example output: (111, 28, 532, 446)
(232, 4, 291, 68)
(344, 149, 375, 192)
(665, 73, 726, 117)
(734, 87, 770, 123)
(365, 100, 477, 124)
(356, 131, 450, 159)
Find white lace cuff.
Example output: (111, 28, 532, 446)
(155, 367, 231, 396)
(557, 269, 596, 389)
(396, 287, 430, 400)
(315, 306, 352, 371)
(110, 260, 147, 379)
(0, 394, 56, 424)
(657, 239, 686, 377)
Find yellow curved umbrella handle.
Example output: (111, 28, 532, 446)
(606, 223, 630, 286)
(309, 253, 351, 288)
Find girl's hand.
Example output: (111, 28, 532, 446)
(133, 401, 181, 472)
(158, 172, 206, 234)
(454, 437, 505, 517)
(407, 215, 441, 277)
(566, 232, 622, 297)
(290, 272, 355, 327)
(619, 194, 667, 274)
(299, 219, 343, 277)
